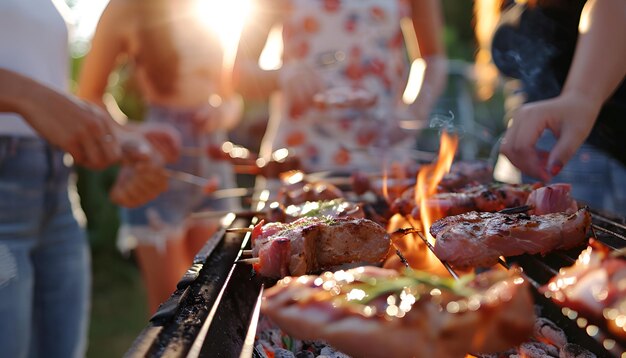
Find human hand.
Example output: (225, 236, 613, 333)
(109, 161, 169, 208)
(25, 94, 122, 170)
(279, 63, 325, 115)
(500, 92, 601, 181)
(136, 123, 181, 164)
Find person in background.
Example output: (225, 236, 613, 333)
(78, 0, 243, 313)
(235, 0, 447, 173)
(481, 0, 626, 214)
(0, 1, 173, 357)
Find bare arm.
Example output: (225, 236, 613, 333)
(403, 0, 447, 121)
(234, 0, 286, 98)
(0, 68, 121, 169)
(77, 1, 180, 206)
(500, 0, 626, 180)
(410, 0, 446, 59)
(76, 0, 129, 112)
(562, 0, 626, 108)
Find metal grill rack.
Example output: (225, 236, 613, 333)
(125, 188, 626, 358)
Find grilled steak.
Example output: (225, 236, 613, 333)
(431, 208, 592, 268)
(391, 182, 539, 218)
(262, 266, 535, 358)
(251, 217, 390, 278)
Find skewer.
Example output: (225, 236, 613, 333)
(226, 227, 254, 234)
(393, 245, 410, 268)
(190, 210, 263, 219)
(498, 205, 533, 214)
(163, 170, 256, 199)
(412, 229, 460, 280)
(236, 257, 260, 265)
(241, 249, 253, 257)
(164, 169, 211, 187)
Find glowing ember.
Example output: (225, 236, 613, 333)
(414, 131, 459, 244)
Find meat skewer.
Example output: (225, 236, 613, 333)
(392, 182, 579, 220)
(249, 217, 391, 278)
(431, 208, 592, 269)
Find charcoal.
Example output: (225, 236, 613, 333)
(559, 343, 597, 358)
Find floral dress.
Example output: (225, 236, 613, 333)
(262, 0, 415, 173)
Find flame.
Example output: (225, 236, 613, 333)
(415, 131, 459, 244)
(381, 162, 411, 203)
(383, 132, 458, 274)
(473, 0, 500, 101)
(382, 167, 389, 201)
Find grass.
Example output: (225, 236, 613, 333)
(87, 247, 148, 358)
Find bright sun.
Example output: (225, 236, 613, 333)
(195, 0, 253, 51)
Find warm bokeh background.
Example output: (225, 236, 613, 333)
(64, 1, 507, 356)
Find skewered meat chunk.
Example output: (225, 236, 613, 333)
(431, 208, 591, 268)
(437, 159, 494, 192)
(391, 182, 542, 218)
(541, 240, 626, 339)
(265, 199, 365, 223)
(277, 181, 344, 206)
(262, 266, 535, 358)
(526, 183, 578, 215)
(251, 217, 391, 278)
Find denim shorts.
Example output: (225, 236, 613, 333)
(119, 105, 239, 252)
(522, 131, 626, 216)
(0, 137, 89, 358)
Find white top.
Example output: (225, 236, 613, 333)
(0, 0, 70, 137)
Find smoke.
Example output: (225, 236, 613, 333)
(491, 5, 564, 102)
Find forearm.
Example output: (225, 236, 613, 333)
(410, 0, 446, 58)
(562, 0, 626, 108)
(420, 55, 448, 102)
(0, 69, 57, 120)
(234, 61, 280, 99)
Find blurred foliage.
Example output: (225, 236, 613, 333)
(442, 0, 478, 61)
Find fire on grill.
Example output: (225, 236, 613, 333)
(125, 130, 626, 358)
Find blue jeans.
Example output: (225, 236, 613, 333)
(0, 137, 90, 358)
(523, 132, 626, 216)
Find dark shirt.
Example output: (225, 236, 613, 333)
(491, 0, 626, 166)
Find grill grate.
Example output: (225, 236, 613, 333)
(125, 188, 626, 358)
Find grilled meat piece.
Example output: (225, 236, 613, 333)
(541, 240, 626, 338)
(265, 199, 364, 223)
(277, 181, 344, 206)
(262, 266, 535, 358)
(391, 182, 540, 218)
(438, 160, 493, 192)
(251, 217, 390, 278)
(431, 208, 591, 268)
(526, 183, 578, 215)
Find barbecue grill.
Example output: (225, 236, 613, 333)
(125, 177, 626, 358)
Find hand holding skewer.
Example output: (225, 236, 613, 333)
(108, 125, 179, 207)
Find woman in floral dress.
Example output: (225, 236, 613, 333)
(237, 0, 447, 173)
